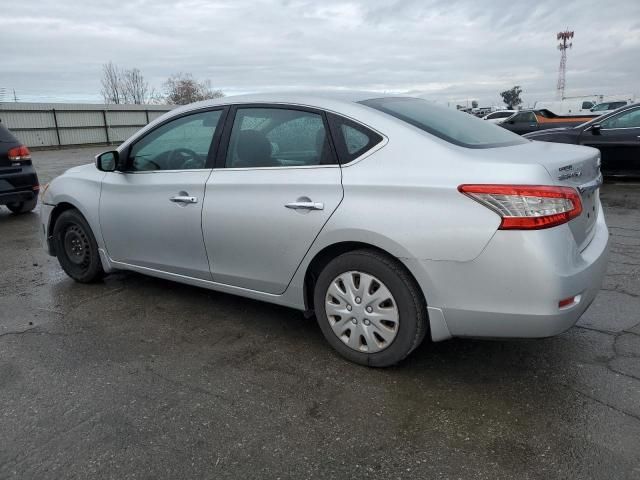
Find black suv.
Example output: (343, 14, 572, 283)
(0, 123, 39, 213)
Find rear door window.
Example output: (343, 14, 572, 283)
(225, 107, 335, 168)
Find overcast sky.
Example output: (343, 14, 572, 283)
(2, 0, 639, 106)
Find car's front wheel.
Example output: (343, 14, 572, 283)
(52, 209, 104, 283)
(6, 197, 37, 214)
(314, 249, 428, 367)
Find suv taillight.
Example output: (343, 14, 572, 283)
(458, 184, 582, 230)
(8, 145, 31, 161)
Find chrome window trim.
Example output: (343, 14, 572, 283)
(213, 164, 341, 171)
(598, 126, 640, 132)
(113, 168, 212, 175)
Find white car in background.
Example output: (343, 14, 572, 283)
(482, 110, 516, 124)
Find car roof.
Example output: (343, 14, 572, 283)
(121, 91, 405, 150)
(172, 90, 398, 115)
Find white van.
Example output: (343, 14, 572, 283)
(535, 95, 635, 116)
(534, 98, 598, 116)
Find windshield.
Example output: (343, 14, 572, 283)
(360, 97, 527, 148)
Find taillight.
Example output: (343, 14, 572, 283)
(8, 145, 31, 161)
(458, 184, 582, 230)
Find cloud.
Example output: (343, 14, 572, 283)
(1, 0, 639, 105)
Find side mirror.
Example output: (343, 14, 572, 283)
(96, 151, 118, 172)
(590, 124, 602, 135)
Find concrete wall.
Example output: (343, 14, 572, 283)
(0, 103, 175, 148)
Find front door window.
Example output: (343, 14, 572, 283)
(129, 110, 223, 171)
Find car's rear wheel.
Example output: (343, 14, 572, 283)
(314, 249, 428, 367)
(6, 197, 37, 214)
(52, 209, 104, 283)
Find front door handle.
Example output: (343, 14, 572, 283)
(170, 195, 198, 204)
(285, 201, 324, 211)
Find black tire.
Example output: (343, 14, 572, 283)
(6, 197, 37, 214)
(52, 209, 104, 283)
(313, 249, 428, 367)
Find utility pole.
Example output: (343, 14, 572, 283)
(12, 89, 19, 102)
(556, 29, 574, 100)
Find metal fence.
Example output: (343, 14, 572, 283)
(0, 103, 174, 148)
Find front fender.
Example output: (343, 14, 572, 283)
(45, 166, 106, 253)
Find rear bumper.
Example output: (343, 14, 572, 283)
(406, 211, 610, 340)
(0, 165, 39, 206)
(0, 189, 37, 205)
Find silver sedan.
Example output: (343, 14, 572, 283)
(40, 92, 609, 366)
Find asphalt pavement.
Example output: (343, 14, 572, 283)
(1, 146, 639, 479)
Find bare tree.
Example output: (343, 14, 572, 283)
(121, 68, 153, 104)
(101, 62, 160, 104)
(100, 61, 122, 104)
(163, 73, 224, 105)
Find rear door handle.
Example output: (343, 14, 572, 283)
(170, 195, 198, 204)
(285, 201, 324, 211)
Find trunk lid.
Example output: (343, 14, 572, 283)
(504, 141, 602, 250)
(471, 140, 602, 251)
(535, 143, 602, 251)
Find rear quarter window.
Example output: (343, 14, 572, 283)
(328, 114, 383, 164)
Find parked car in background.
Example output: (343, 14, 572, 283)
(534, 98, 597, 116)
(525, 103, 640, 177)
(40, 92, 608, 366)
(590, 101, 629, 116)
(500, 109, 599, 135)
(0, 123, 39, 214)
(481, 110, 516, 124)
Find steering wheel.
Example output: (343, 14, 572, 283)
(168, 148, 200, 169)
(133, 158, 161, 171)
